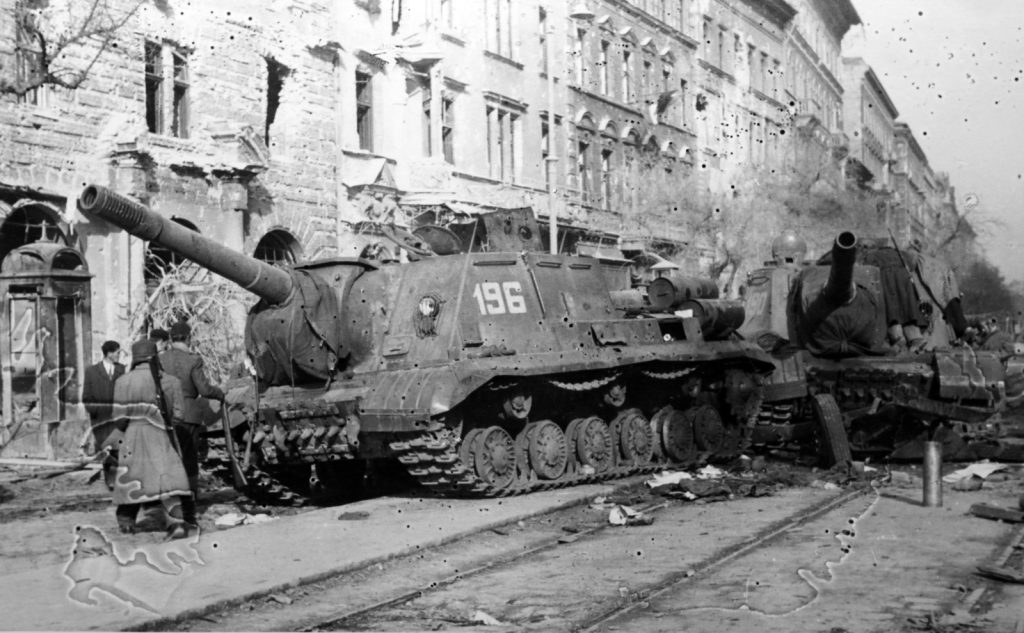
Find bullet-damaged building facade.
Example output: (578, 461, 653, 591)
(0, 0, 968, 457)
(0, 0, 344, 455)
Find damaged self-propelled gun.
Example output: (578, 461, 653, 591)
(741, 230, 1024, 462)
(78, 185, 774, 500)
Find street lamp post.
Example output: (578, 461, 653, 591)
(546, 28, 558, 255)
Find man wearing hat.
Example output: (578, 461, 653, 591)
(160, 322, 225, 526)
(81, 340, 126, 489)
(112, 339, 190, 537)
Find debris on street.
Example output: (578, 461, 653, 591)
(970, 503, 1024, 523)
(214, 512, 277, 528)
(470, 609, 503, 626)
(976, 565, 1024, 584)
(944, 462, 1011, 484)
(608, 505, 654, 526)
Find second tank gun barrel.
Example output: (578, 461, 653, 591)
(822, 230, 857, 305)
(77, 185, 294, 304)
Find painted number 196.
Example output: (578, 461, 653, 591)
(472, 281, 527, 315)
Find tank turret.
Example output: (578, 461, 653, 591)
(739, 228, 1020, 464)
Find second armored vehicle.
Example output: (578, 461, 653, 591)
(741, 230, 1022, 462)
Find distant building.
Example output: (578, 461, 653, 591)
(840, 57, 898, 191)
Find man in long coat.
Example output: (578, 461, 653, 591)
(160, 322, 224, 526)
(111, 339, 190, 538)
(81, 340, 126, 489)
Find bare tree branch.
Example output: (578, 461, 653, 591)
(1, 0, 147, 97)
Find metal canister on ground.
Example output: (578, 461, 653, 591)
(922, 440, 943, 507)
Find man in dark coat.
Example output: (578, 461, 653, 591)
(81, 340, 126, 489)
(159, 322, 224, 525)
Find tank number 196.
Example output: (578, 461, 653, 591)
(472, 281, 527, 315)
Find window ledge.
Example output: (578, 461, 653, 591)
(483, 50, 524, 71)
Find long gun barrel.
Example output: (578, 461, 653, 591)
(822, 231, 857, 305)
(78, 185, 294, 304)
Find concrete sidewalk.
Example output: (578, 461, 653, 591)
(2, 483, 621, 631)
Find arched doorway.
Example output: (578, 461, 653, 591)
(0, 203, 67, 263)
(254, 229, 301, 267)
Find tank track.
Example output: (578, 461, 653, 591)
(204, 434, 307, 506)
(389, 431, 663, 498)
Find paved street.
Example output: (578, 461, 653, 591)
(2, 460, 1023, 632)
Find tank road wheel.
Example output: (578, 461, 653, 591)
(612, 408, 653, 465)
(459, 428, 484, 469)
(659, 406, 698, 463)
(574, 416, 613, 473)
(693, 405, 726, 453)
(526, 420, 568, 480)
(472, 426, 516, 489)
(811, 393, 852, 467)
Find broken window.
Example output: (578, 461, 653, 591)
(265, 57, 290, 149)
(171, 49, 190, 138)
(14, 0, 45, 106)
(145, 41, 190, 138)
(356, 71, 373, 151)
(144, 41, 163, 134)
(441, 95, 455, 164)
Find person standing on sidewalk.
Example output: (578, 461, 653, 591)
(159, 322, 224, 527)
(81, 340, 126, 489)
(111, 339, 190, 538)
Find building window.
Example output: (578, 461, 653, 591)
(542, 120, 551, 189)
(145, 41, 190, 138)
(254, 230, 300, 267)
(442, 96, 455, 164)
(733, 33, 741, 74)
(679, 79, 688, 129)
(171, 49, 189, 138)
(717, 28, 725, 69)
(14, 1, 46, 106)
(539, 7, 548, 75)
(485, 0, 514, 58)
(600, 148, 613, 210)
(574, 28, 586, 86)
(356, 71, 373, 151)
(675, 0, 687, 33)
(599, 40, 610, 95)
(642, 57, 653, 106)
(440, 0, 453, 29)
(702, 19, 711, 60)
(486, 103, 520, 182)
(621, 49, 632, 103)
(265, 57, 289, 149)
(144, 41, 163, 134)
(577, 137, 592, 203)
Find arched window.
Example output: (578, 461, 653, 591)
(254, 229, 301, 267)
(600, 122, 619, 211)
(575, 114, 597, 204)
(0, 204, 66, 263)
(622, 128, 641, 214)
